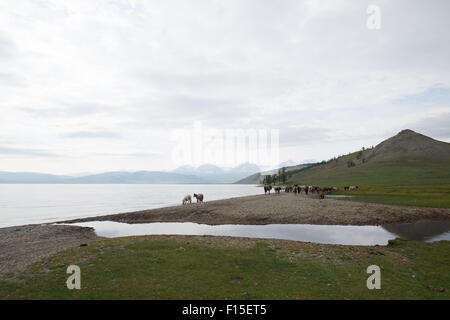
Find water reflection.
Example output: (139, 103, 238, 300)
(381, 220, 450, 242)
(64, 220, 450, 246)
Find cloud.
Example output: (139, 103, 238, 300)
(280, 126, 333, 147)
(407, 112, 450, 140)
(93, 151, 163, 158)
(19, 102, 104, 118)
(394, 86, 450, 106)
(0, 32, 15, 59)
(0, 72, 26, 87)
(0, 0, 449, 173)
(0, 146, 59, 158)
(62, 131, 122, 139)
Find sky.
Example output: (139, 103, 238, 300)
(1, 0, 449, 174)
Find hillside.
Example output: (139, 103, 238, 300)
(235, 172, 262, 184)
(285, 129, 450, 186)
(235, 163, 312, 184)
(0, 172, 73, 184)
(366, 129, 450, 162)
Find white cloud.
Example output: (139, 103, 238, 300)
(0, 0, 449, 173)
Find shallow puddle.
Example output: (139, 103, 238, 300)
(325, 195, 354, 198)
(64, 219, 450, 246)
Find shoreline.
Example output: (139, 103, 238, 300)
(59, 193, 450, 226)
(0, 224, 99, 278)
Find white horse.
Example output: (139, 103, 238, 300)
(182, 195, 192, 205)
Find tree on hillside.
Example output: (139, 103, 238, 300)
(272, 174, 278, 183)
(281, 168, 287, 184)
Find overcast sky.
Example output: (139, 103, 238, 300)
(1, 0, 449, 174)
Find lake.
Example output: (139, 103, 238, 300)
(0, 184, 261, 228)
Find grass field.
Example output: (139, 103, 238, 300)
(1, 236, 449, 300)
(334, 185, 450, 208)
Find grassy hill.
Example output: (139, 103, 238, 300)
(286, 130, 450, 187)
(286, 151, 450, 187)
(277, 129, 450, 208)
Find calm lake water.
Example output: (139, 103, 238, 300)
(0, 184, 261, 228)
(66, 219, 450, 246)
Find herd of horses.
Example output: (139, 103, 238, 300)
(263, 184, 359, 199)
(181, 184, 359, 205)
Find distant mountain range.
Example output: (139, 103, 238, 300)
(0, 171, 207, 184)
(0, 162, 263, 184)
(172, 163, 261, 183)
(6, 129, 446, 186)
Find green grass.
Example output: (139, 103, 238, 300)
(333, 185, 450, 208)
(1, 236, 449, 299)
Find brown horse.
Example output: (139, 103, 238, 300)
(319, 189, 325, 199)
(193, 193, 204, 203)
(264, 185, 272, 195)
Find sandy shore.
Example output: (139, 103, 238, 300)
(61, 193, 450, 226)
(2, 193, 450, 278)
(0, 224, 98, 278)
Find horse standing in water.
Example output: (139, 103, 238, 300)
(264, 185, 272, 195)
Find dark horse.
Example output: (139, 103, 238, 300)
(193, 193, 204, 203)
(264, 185, 272, 195)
